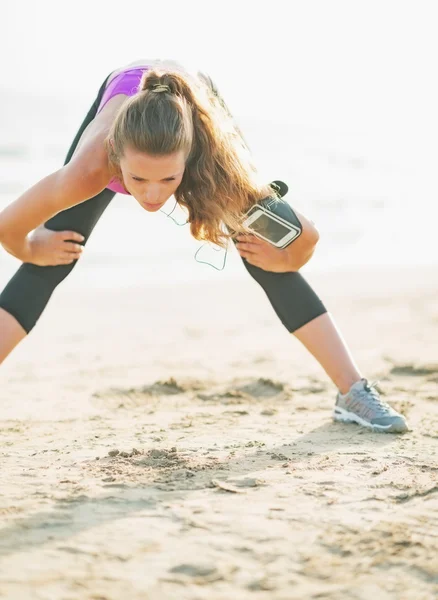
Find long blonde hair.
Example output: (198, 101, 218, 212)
(105, 67, 273, 247)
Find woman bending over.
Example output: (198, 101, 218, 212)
(0, 59, 408, 433)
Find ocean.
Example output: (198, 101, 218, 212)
(0, 88, 436, 291)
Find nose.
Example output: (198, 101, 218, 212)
(144, 186, 161, 204)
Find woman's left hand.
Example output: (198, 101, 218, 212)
(235, 205, 320, 272)
(235, 234, 293, 272)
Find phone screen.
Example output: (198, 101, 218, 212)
(249, 212, 291, 243)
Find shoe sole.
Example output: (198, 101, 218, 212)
(333, 406, 408, 433)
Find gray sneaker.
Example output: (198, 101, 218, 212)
(333, 378, 409, 433)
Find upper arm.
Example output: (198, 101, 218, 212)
(54, 137, 111, 212)
(56, 87, 133, 209)
(51, 94, 129, 210)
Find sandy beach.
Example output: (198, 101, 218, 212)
(0, 264, 437, 599)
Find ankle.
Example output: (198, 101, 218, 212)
(337, 376, 363, 396)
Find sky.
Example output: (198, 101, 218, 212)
(2, 1, 438, 153)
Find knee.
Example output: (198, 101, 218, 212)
(24, 259, 79, 287)
(242, 260, 327, 332)
(0, 260, 79, 333)
(242, 259, 292, 287)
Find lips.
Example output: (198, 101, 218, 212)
(142, 202, 163, 210)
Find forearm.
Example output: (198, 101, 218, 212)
(0, 170, 63, 248)
(0, 158, 108, 254)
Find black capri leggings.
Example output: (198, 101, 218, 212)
(0, 70, 327, 334)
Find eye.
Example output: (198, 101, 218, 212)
(131, 177, 176, 182)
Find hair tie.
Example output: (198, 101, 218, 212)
(151, 84, 171, 93)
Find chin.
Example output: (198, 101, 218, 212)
(142, 202, 164, 212)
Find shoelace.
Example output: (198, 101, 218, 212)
(358, 379, 392, 415)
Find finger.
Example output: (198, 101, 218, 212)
(62, 252, 81, 261)
(61, 231, 85, 243)
(238, 234, 263, 244)
(238, 251, 263, 266)
(236, 242, 259, 254)
(256, 238, 272, 248)
(237, 234, 259, 243)
(237, 247, 260, 259)
(61, 251, 82, 260)
(64, 242, 84, 253)
(51, 258, 75, 266)
(249, 235, 264, 244)
(244, 256, 264, 268)
(249, 237, 270, 250)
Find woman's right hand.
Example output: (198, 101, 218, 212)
(27, 225, 85, 266)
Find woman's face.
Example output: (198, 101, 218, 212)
(119, 147, 186, 212)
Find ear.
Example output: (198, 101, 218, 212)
(109, 138, 114, 149)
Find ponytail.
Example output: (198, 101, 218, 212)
(106, 67, 271, 246)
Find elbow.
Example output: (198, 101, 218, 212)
(290, 247, 316, 272)
(288, 229, 320, 271)
(0, 213, 8, 247)
(308, 220, 320, 246)
(297, 245, 317, 270)
(302, 221, 320, 251)
(304, 228, 320, 264)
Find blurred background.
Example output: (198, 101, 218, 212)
(1, 0, 437, 289)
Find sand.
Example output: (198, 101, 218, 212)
(0, 264, 437, 599)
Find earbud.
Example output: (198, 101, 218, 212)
(270, 180, 288, 197)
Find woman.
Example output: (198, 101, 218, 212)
(0, 58, 407, 433)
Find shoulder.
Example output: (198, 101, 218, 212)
(67, 118, 114, 187)
(71, 95, 127, 164)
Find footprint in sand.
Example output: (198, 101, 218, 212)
(388, 362, 438, 379)
(198, 378, 290, 404)
(92, 378, 205, 409)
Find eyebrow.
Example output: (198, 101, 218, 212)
(128, 172, 181, 180)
